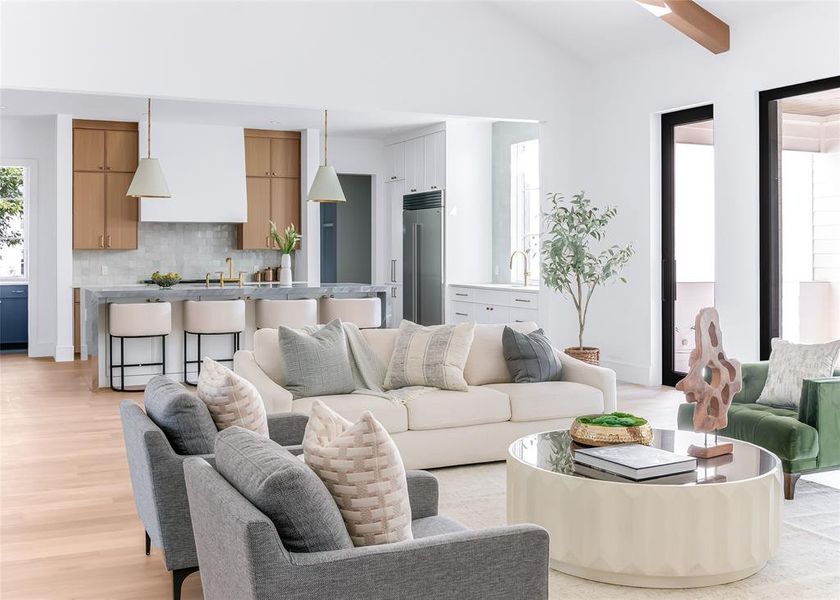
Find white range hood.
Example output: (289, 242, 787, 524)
(138, 122, 247, 223)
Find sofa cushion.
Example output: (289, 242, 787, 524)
(292, 394, 409, 434)
(486, 382, 604, 422)
(360, 328, 400, 367)
(143, 375, 217, 455)
(197, 358, 269, 437)
(463, 322, 538, 386)
(254, 327, 285, 385)
(502, 327, 562, 383)
(385, 321, 475, 392)
(411, 515, 467, 539)
(407, 386, 510, 430)
(278, 320, 355, 399)
(677, 402, 819, 471)
(215, 426, 353, 553)
(303, 401, 413, 547)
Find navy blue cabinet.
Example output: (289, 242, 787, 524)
(0, 284, 28, 347)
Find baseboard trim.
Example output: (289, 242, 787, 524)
(599, 358, 652, 385)
(27, 341, 54, 358)
(54, 345, 75, 362)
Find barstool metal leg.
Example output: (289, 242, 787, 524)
(197, 334, 202, 378)
(161, 335, 166, 376)
(183, 331, 188, 384)
(120, 336, 126, 392)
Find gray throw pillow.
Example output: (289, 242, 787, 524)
(502, 326, 562, 383)
(756, 338, 840, 409)
(215, 426, 353, 553)
(143, 376, 217, 455)
(277, 319, 355, 399)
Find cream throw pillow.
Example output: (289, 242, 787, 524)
(384, 320, 475, 391)
(303, 400, 413, 547)
(196, 358, 269, 436)
(756, 338, 840, 409)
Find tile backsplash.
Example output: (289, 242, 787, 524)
(73, 222, 284, 286)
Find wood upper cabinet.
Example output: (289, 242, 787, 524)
(240, 130, 302, 249)
(245, 136, 271, 177)
(72, 120, 139, 250)
(73, 172, 107, 249)
(241, 178, 272, 249)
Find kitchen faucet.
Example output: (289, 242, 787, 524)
(509, 250, 530, 287)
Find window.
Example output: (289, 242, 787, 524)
(510, 139, 540, 281)
(0, 166, 26, 279)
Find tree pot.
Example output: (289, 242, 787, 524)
(565, 346, 600, 365)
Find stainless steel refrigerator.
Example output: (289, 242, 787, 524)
(403, 191, 444, 325)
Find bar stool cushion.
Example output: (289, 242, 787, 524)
(184, 300, 246, 334)
(144, 376, 217, 455)
(109, 302, 172, 337)
(319, 297, 381, 329)
(256, 299, 318, 329)
(197, 359, 269, 436)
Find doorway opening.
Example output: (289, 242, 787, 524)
(0, 165, 30, 352)
(320, 174, 373, 284)
(759, 76, 840, 356)
(661, 106, 715, 386)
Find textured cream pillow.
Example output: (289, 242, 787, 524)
(384, 320, 475, 391)
(196, 358, 269, 436)
(303, 400, 412, 547)
(756, 338, 840, 409)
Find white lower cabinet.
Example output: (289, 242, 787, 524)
(389, 285, 403, 327)
(446, 285, 539, 325)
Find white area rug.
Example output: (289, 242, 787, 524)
(433, 462, 840, 599)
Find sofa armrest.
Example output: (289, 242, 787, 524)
(267, 412, 308, 447)
(799, 377, 840, 469)
(406, 470, 438, 519)
(233, 350, 293, 413)
(555, 350, 617, 413)
(289, 524, 549, 599)
(733, 362, 770, 404)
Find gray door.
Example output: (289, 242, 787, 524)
(403, 207, 443, 326)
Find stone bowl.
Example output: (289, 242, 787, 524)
(570, 413, 653, 447)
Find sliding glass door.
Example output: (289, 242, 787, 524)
(759, 76, 840, 357)
(661, 106, 715, 386)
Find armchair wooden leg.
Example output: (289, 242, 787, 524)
(784, 472, 801, 500)
(145, 530, 151, 556)
(172, 566, 199, 600)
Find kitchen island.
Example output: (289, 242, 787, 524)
(81, 282, 389, 389)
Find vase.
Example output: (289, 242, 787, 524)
(279, 253, 293, 286)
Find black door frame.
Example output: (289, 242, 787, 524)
(661, 104, 714, 386)
(758, 75, 840, 359)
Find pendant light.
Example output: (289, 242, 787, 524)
(308, 109, 346, 203)
(127, 98, 171, 198)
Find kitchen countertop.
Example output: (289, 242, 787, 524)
(448, 282, 540, 293)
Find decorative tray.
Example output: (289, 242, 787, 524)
(570, 412, 653, 447)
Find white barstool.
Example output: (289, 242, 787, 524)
(319, 297, 382, 329)
(255, 299, 318, 329)
(109, 302, 172, 392)
(183, 299, 246, 385)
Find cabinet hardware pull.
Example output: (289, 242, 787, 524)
(105, 166, 111, 170)
(514, 298, 530, 303)
(265, 171, 270, 175)
(455, 312, 467, 317)
(98, 166, 103, 170)
(271, 172, 276, 176)
(106, 235, 112, 248)
(98, 235, 104, 248)
(455, 293, 467, 296)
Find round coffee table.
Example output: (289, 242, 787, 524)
(507, 429, 782, 588)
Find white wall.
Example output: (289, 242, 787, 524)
(0, 116, 58, 357)
(560, 2, 840, 384)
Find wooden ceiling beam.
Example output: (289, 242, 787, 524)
(637, 0, 730, 55)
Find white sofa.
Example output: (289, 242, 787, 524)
(233, 322, 617, 470)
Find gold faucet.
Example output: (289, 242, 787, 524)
(509, 250, 530, 287)
(218, 271, 226, 288)
(226, 257, 234, 280)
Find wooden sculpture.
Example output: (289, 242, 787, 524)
(676, 307, 742, 458)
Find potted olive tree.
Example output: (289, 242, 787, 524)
(541, 192, 634, 365)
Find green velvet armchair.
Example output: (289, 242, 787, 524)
(678, 361, 840, 500)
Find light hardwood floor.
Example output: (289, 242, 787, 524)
(0, 354, 683, 599)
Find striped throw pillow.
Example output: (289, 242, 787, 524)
(502, 326, 562, 383)
(384, 320, 475, 392)
(303, 400, 413, 547)
(196, 358, 269, 436)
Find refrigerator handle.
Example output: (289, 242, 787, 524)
(413, 223, 421, 323)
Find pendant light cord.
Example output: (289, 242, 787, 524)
(323, 109, 328, 166)
(147, 98, 152, 159)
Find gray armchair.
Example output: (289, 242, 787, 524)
(120, 399, 308, 600)
(183, 458, 550, 600)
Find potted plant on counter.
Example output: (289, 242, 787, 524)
(270, 221, 301, 286)
(541, 191, 634, 365)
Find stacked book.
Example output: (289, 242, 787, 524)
(574, 444, 697, 484)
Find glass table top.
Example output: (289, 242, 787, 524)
(509, 429, 780, 486)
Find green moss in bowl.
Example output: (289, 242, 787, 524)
(576, 412, 648, 427)
(151, 271, 181, 289)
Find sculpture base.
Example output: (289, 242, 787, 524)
(688, 442, 734, 459)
